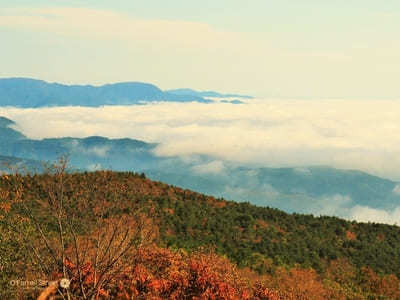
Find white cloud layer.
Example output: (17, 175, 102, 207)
(349, 205, 400, 225)
(392, 184, 400, 195)
(86, 146, 110, 157)
(3, 99, 400, 180)
(191, 160, 226, 175)
(310, 194, 400, 225)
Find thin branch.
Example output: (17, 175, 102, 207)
(20, 202, 60, 269)
(68, 218, 87, 300)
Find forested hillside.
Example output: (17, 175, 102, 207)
(1, 169, 400, 299)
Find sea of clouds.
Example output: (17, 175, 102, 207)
(2, 98, 400, 224)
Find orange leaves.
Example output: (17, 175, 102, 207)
(326, 258, 356, 285)
(108, 245, 269, 299)
(358, 267, 400, 298)
(345, 230, 357, 240)
(5, 171, 400, 300)
(148, 278, 169, 293)
(260, 267, 328, 300)
(380, 274, 400, 298)
(252, 284, 283, 300)
(0, 202, 11, 213)
(64, 258, 76, 270)
(133, 265, 151, 284)
(97, 288, 109, 298)
(81, 263, 96, 285)
(210, 198, 227, 208)
(0, 188, 10, 200)
(164, 208, 174, 215)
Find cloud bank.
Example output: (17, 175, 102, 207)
(309, 194, 400, 225)
(319, 195, 400, 225)
(192, 160, 226, 175)
(349, 205, 400, 225)
(3, 99, 400, 180)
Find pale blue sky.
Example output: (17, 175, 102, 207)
(1, 1, 399, 97)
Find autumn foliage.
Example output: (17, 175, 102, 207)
(1, 167, 400, 299)
(46, 245, 400, 300)
(56, 245, 284, 300)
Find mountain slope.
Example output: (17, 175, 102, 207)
(3, 171, 400, 298)
(146, 165, 400, 214)
(1, 170, 400, 278)
(0, 116, 26, 143)
(0, 155, 44, 173)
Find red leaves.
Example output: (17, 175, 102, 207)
(345, 230, 357, 240)
(133, 265, 150, 284)
(252, 285, 283, 300)
(57, 244, 400, 300)
(108, 246, 280, 300)
(148, 278, 169, 292)
(64, 258, 76, 270)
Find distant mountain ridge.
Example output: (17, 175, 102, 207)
(0, 78, 253, 107)
(0, 78, 211, 107)
(166, 88, 253, 99)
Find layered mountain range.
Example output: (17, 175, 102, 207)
(0, 78, 252, 107)
(1, 115, 399, 219)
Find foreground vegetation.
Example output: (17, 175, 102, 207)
(1, 164, 400, 299)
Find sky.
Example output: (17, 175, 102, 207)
(1, 0, 400, 98)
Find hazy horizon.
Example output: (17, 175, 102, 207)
(1, 1, 400, 98)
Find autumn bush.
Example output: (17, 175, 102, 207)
(61, 244, 283, 300)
